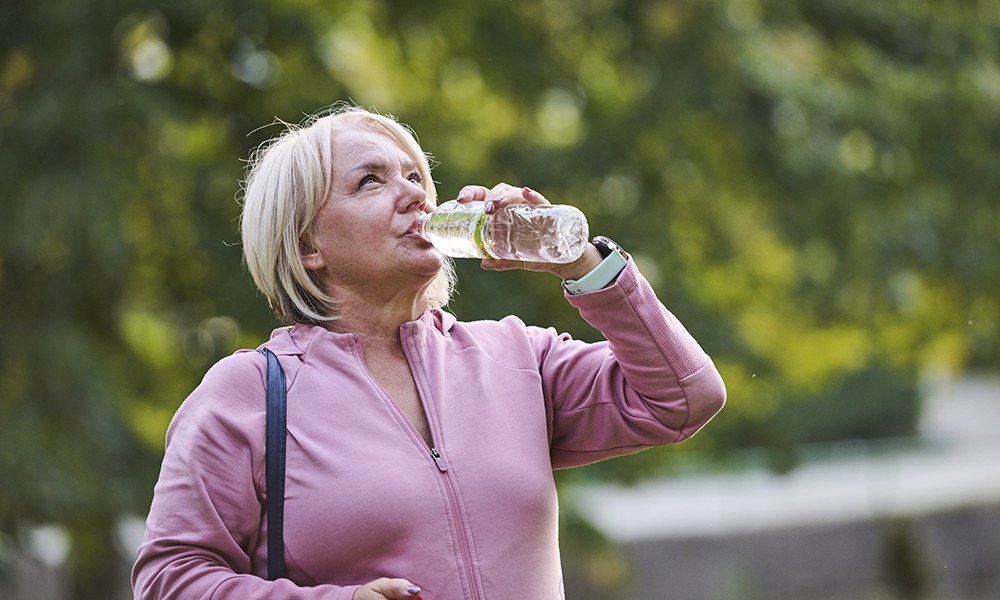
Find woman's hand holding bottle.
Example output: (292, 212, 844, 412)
(450, 183, 604, 280)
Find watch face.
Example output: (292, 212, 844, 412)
(592, 236, 621, 258)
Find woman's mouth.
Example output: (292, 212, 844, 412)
(406, 220, 431, 244)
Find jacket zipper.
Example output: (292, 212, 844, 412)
(431, 449, 482, 600)
(430, 447, 445, 470)
(352, 332, 484, 599)
(399, 326, 484, 600)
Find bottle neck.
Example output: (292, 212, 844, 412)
(413, 211, 431, 243)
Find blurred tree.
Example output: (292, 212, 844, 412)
(2, 0, 999, 597)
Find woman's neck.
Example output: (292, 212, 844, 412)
(325, 289, 429, 341)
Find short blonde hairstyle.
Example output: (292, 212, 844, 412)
(241, 105, 455, 325)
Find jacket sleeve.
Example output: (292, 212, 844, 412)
(531, 259, 726, 469)
(131, 352, 359, 600)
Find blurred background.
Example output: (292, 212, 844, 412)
(1, 0, 999, 598)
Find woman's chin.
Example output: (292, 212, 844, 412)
(399, 247, 444, 278)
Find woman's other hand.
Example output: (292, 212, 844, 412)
(353, 578, 423, 600)
(455, 183, 604, 281)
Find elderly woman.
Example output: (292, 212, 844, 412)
(132, 106, 726, 600)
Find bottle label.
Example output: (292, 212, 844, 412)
(473, 213, 490, 258)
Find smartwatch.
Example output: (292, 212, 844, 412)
(563, 236, 629, 295)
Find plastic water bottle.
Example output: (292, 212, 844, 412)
(415, 200, 589, 263)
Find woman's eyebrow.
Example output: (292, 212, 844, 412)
(347, 159, 418, 176)
(348, 162, 388, 176)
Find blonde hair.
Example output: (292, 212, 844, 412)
(241, 105, 455, 325)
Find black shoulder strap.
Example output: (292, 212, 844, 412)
(258, 348, 286, 581)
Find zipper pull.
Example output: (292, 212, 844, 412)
(430, 447, 448, 472)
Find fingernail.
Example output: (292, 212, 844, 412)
(485, 200, 495, 213)
(406, 585, 421, 595)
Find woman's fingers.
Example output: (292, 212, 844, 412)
(455, 185, 490, 203)
(353, 577, 423, 600)
(481, 243, 604, 280)
(456, 183, 551, 213)
(483, 184, 550, 214)
(480, 258, 531, 272)
(519, 186, 549, 205)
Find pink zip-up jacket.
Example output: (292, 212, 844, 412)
(132, 261, 726, 599)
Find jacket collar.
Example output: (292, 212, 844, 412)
(262, 309, 456, 357)
(424, 308, 457, 333)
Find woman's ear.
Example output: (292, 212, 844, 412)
(301, 246, 325, 271)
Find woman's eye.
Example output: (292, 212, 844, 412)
(408, 172, 422, 184)
(358, 174, 378, 188)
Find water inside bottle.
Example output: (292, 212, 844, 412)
(417, 200, 588, 263)
(483, 205, 589, 263)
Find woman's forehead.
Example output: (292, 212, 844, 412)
(333, 129, 412, 166)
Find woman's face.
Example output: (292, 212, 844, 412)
(303, 128, 441, 297)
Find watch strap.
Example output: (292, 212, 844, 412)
(563, 242, 628, 295)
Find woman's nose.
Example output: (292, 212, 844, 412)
(396, 177, 428, 213)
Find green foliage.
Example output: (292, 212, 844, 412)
(880, 518, 933, 600)
(2, 0, 999, 596)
